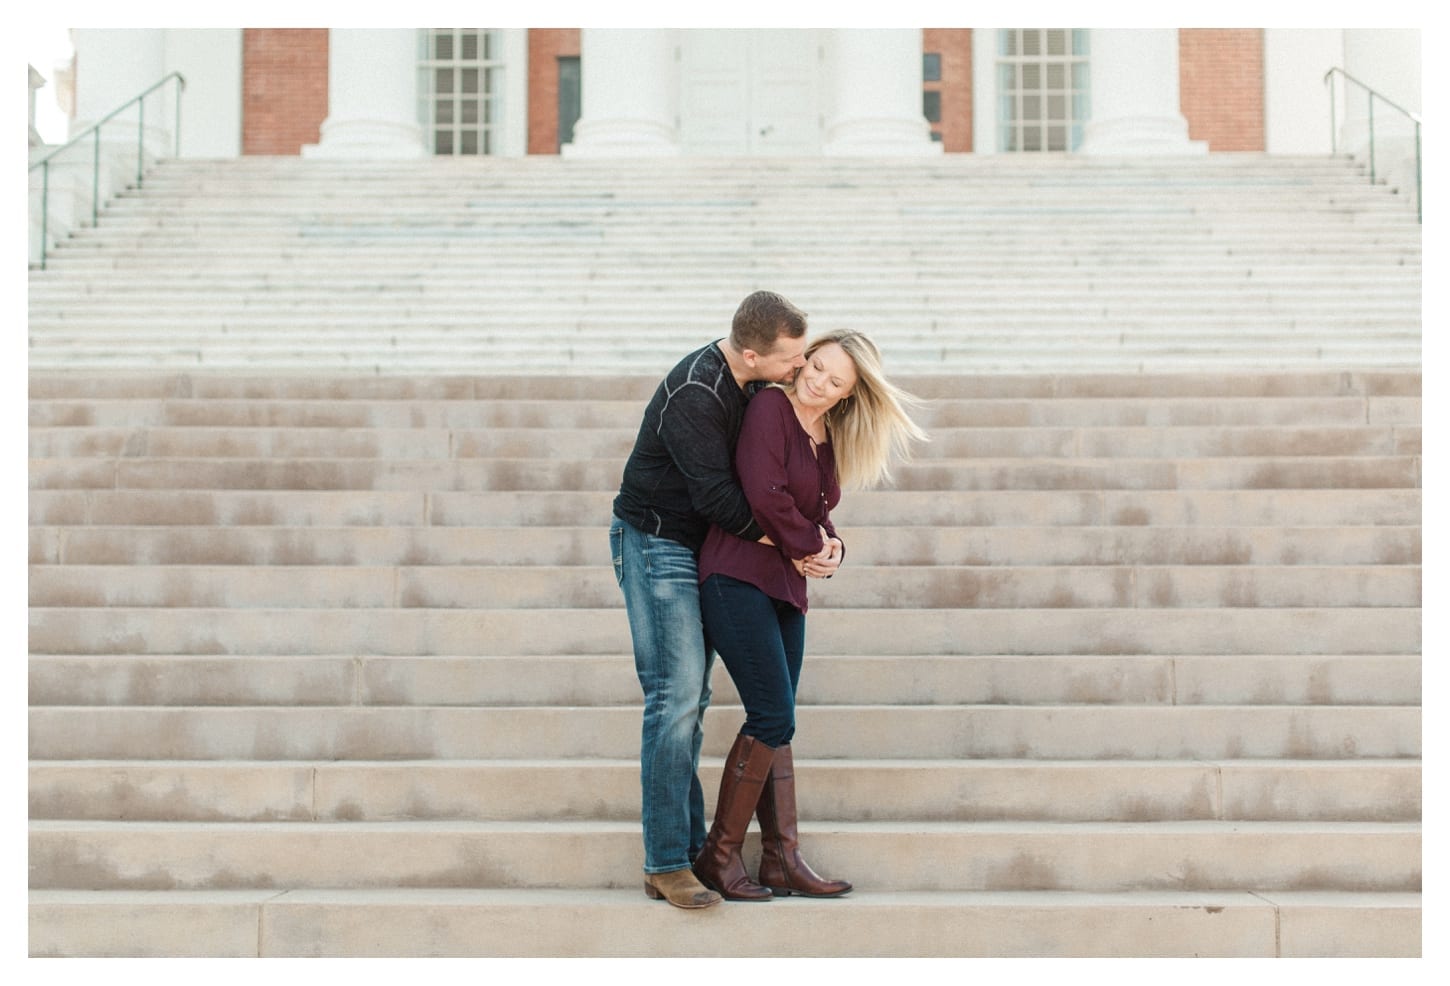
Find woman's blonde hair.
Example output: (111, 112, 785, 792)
(790, 329, 928, 490)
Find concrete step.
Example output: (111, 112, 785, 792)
(27, 368, 1421, 399)
(28, 524, 1422, 567)
(28, 285, 1425, 307)
(28, 758, 1421, 823)
(27, 703, 1420, 761)
(34, 251, 1424, 272)
(30, 275, 1424, 301)
(25, 564, 1423, 610)
(32, 352, 1420, 375)
(26, 888, 1423, 958)
(26, 454, 1425, 493)
(27, 654, 1422, 708)
(26, 345, 1425, 376)
(27, 818, 1421, 893)
(27, 314, 1423, 336)
(27, 424, 1422, 460)
(47, 214, 1424, 234)
(28, 394, 1423, 427)
(26, 606, 1421, 657)
(29, 489, 1422, 531)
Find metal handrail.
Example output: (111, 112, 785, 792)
(1324, 66, 1421, 223)
(28, 71, 186, 269)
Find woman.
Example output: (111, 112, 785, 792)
(692, 329, 927, 900)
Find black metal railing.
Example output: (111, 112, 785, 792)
(1324, 67, 1421, 223)
(28, 72, 186, 269)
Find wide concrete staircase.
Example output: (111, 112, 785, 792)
(27, 154, 1421, 373)
(29, 155, 1420, 956)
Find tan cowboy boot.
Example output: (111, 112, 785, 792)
(643, 867, 722, 909)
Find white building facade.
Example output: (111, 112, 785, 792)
(55, 27, 1420, 162)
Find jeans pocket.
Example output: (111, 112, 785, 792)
(608, 522, 624, 588)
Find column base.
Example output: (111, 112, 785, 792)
(302, 119, 427, 160)
(822, 117, 943, 157)
(561, 117, 681, 158)
(1079, 116, 1207, 156)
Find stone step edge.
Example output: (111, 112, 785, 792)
(27, 756, 1423, 769)
(24, 375, 1422, 397)
(27, 888, 1424, 958)
(25, 652, 1425, 662)
(27, 818, 1423, 834)
(27, 702, 1425, 713)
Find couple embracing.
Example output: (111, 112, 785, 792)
(609, 290, 926, 908)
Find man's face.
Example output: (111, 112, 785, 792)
(747, 334, 807, 385)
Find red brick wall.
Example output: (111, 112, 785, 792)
(1178, 29, 1265, 152)
(923, 29, 973, 153)
(242, 29, 329, 156)
(528, 29, 581, 155)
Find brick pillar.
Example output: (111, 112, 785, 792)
(528, 29, 581, 155)
(242, 29, 329, 156)
(923, 29, 972, 153)
(1179, 29, 1265, 152)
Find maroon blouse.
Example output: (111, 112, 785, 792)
(698, 386, 842, 613)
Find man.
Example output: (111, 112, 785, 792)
(609, 290, 842, 908)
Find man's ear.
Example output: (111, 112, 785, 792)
(739, 349, 759, 367)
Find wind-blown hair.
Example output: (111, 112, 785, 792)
(792, 329, 928, 490)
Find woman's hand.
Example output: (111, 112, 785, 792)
(800, 534, 843, 579)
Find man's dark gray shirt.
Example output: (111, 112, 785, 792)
(613, 341, 767, 555)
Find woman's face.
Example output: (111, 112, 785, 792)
(796, 342, 858, 412)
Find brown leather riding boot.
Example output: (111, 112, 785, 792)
(692, 732, 776, 901)
(756, 744, 852, 897)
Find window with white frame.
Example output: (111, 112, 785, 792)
(418, 28, 503, 155)
(997, 29, 1089, 152)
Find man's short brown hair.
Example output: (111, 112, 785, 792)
(730, 290, 808, 355)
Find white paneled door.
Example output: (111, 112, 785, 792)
(680, 29, 821, 155)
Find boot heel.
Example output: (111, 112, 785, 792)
(643, 881, 663, 900)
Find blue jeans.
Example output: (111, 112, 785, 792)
(609, 517, 715, 874)
(699, 573, 805, 749)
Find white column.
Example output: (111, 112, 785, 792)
(29, 65, 45, 147)
(303, 28, 425, 159)
(497, 28, 529, 157)
(822, 29, 940, 156)
(1078, 28, 1205, 155)
(563, 29, 680, 157)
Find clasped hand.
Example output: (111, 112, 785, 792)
(793, 529, 842, 579)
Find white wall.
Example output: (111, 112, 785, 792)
(164, 29, 243, 158)
(1264, 29, 1343, 155)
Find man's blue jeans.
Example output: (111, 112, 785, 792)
(609, 517, 715, 874)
